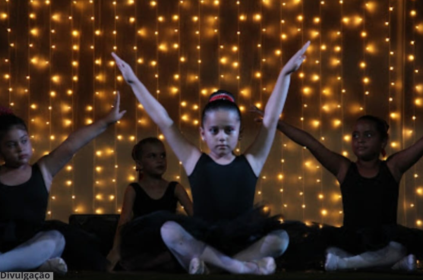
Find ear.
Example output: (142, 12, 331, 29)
(135, 160, 143, 171)
(199, 127, 205, 141)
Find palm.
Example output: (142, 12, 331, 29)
(112, 52, 137, 84)
(283, 41, 310, 75)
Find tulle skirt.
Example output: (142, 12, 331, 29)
(0, 219, 109, 271)
(276, 222, 423, 271)
(119, 206, 287, 271)
(320, 223, 423, 258)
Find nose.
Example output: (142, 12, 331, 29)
(16, 143, 24, 152)
(217, 130, 226, 141)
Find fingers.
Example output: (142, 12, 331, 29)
(111, 52, 121, 62)
(300, 41, 310, 54)
(249, 105, 264, 115)
(115, 91, 120, 108)
(292, 41, 310, 62)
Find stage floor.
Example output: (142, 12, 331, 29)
(57, 270, 423, 280)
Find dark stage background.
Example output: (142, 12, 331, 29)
(0, 0, 422, 229)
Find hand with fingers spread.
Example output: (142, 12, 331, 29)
(102, 91, 127, 125)
(282, 41, 310, 76)
(112, 52, 138, 85)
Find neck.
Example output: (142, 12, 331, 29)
(1, 163, 28, 172)
(356, 158, 380, 169)
(208, 151, 236, 163)
(139, 173, 163, 185)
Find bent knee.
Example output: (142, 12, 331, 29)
(43, 230, 65, 251)
(160, 221, 185, 244)
(268, 230, 289, 256)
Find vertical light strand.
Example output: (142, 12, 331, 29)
(177, 2, 183, 201)
(387, 0, 392, 158)
(409, 0, 418, 227)
(113, 0, 118, 215)
(91, 0, 97, 214)
(217, 1, 221, 88)
(197, 1, 202, 151)
(279, 0, 285, 216)
(155, 1, 159, 138)
(256, 0, 263, 201)
(318, 1, 324, 224)
(132, 0, 138, 214)
(339, 0, 345, 225)
(6, 0, 12, 110)
(235, 1, 240, 156)
(300, 0, 305, 221)
(362, 1, 368, 113)
(91, 0, 96, 214)
(48, 0, 53, 219)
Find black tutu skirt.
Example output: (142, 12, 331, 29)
(319, 223, 423, 259)
(0, 219, 109, 271)
(119, 206, 286, 271)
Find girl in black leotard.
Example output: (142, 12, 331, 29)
(111, 42, 310, 275)
(252, 107, 423, 272)
(0, 93, 125, 273)
(107, 137, 192, 271)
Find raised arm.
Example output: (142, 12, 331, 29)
(245, 41, 310, 176)
(250, 105, 350, 181)
(106, 185, 136, 271)
(37, 92, 126, 190)
(112, 53, 201, 175)
(387, 137, 423, 182)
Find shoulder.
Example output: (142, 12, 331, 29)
(173, 182, 187, 195)
(125, 183, 138, 196)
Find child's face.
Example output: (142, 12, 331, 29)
(351, 119, 385, 161)
(200, 109, 240, 158)
(139, 143, 167, 177)
(0, 127, 32, 167)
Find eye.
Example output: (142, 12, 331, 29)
(225, 127, 234, 134)
(365, 133, 372, 138)
(21, 138, 28, 144)
(352, 133, 359, 139)
(209, 128, 218, 134)
(6, 142, 16, 148)
(161, 153, 166, 159)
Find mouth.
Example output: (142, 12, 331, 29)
(18, 154, 29, 160)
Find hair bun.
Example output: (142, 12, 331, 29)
(0, 106, 13, 116)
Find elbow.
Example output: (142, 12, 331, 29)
(262, 116, 279, 129)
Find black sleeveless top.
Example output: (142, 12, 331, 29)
(130, 181, 178, 219)
(188, 153, 258, 223)
(340, 161, 399, 229)
(0, 164, 48, 225)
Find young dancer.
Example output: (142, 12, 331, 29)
(107, 137, 193, 271)
(111, 41, 310, 275)
(251, 107, 423, 271)
(0, 93, 125, 273)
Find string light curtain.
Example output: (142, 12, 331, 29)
(0, 0, 422, 229)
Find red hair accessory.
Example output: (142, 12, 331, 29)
(209, 93, 235, 103)
(0, 106, 13, 116)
